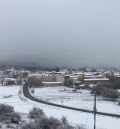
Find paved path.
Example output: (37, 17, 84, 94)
(23, 83, 120, 118)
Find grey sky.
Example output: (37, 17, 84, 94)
(0, 0, 120, 67)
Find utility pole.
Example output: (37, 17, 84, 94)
(94, 90, 97, 129)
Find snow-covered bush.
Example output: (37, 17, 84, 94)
(31, 89, 35, 93)
(61, 117, 69, 125)
(35, 117, 62, 129)
(10, 112, 21, 124)
(21, 107, 78, 129)
(6, 124, 12, 128)
(28, 107, 45, 119)
(35, 116, 74, 129)
(21, 116, 75, 129)
(20, 122, 36, 129)
(0, 104, 21, 124)
(76, 126, 86, 129)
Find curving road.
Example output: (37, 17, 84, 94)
(23, 83, 120, 118)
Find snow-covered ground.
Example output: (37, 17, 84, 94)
(0, 86, 34, 113)
(33, 86, 120, 115)
(0, 86, 120, 129)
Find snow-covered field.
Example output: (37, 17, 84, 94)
(0, 86, 34, 113)
(33, 86, 120, 115)
(0, 85, 120, 129)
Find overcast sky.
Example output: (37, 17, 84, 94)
(0, 0, 120, 67)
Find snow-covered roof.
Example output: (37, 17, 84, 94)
(42, 82, 62, 84)
(84, 78, 109, 81)
(5, 78, 16, 81)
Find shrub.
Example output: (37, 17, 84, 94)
(113, 80, 120, 89)
(27, 76, 42, 87)
(35, 117, 61, 129)
(91, 85, 120, 99)
(10, 112, 21, 124)
(76, 126, 86, 129)
(21, 115, 85, 129)
(20, 123, 36, 129)
(61, 117, 69, 125)
(6, 124, 15, 128)
(22, 107, 77, 129)
(108, 77, 120, 89)
(0, 104, 20, 124)
(31, 89, 35, 93)
(35, 117, 74, 129)
(28, 107, 45, 119)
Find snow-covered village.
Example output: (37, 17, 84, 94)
(1, 0, 120, 129)
(0, 66, 120, 129)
